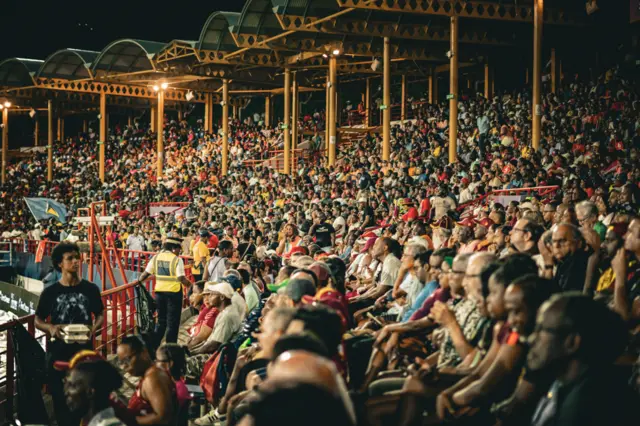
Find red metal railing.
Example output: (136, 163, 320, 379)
(95, 282, 138, 356)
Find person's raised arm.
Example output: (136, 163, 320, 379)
(612, 248, 631, 321)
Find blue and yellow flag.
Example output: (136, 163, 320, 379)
(23, 198, 68, 224)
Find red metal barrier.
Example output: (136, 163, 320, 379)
(94, 282, 138, 356)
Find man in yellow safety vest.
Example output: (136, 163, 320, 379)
(132, 237, 191, 344)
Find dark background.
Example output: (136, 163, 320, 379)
(0, 1, 637, 148)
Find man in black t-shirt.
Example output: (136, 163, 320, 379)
(35, 242, 104, 426)
(309, 213, 335, 251)
(359, 197, 376, 230)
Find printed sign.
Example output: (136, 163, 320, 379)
(0, 281, 39, 318)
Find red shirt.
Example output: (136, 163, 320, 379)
(208, 234, 219, 250)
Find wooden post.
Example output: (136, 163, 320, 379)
(401, 75, 407, 124)
(99, 93, 107, 182)
(157, 89, 165, 178)
(1, 107, 8, 185)
(382, 37, 391, 161)
(82, 119, 88, 133)
(150, 106, 156, 132)
(291, 72, 299, 172)
(57, 116, 63, 141)
(551, 48, 557, 94)
(325, 74, 330, 158)
(449, 16, 459, 164)
(34, 114, 39, 147)
(433, 72, 439, 104)
(265, 95, 271, 128)
(283, 68, 291, 175)
(128, 115, 133, 127)
(329, 56, 337, 166)
(484, 63, 490, 99)
(222, 79, 229, 176)
(532, 0, 543, 151)
(47, 100, 53, 182)
(365, 77, 371, 127)
(428, 74, 434, 104)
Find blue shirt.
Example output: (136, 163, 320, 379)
(401, 280, 439, 322)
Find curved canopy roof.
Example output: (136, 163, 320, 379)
(234, 0, 283, 38)
(0, 58, 43, 87)
(198, 12, 241, 52)
(37, 49, 99, 80)
(92, 39, 165, 76)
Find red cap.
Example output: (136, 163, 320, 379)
(456, 217, 476, 228)
(474, 217, 495, 228)
(53, 350, 103, 371)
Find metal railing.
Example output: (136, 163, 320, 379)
(456, 185, 560, 217)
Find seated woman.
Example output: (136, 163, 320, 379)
(156, 343, 191, 410)
(117, 335, 177, 426)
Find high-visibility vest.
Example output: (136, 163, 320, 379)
(152, 250, 181, 293)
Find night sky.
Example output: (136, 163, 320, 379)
(0, 0, 244, 61)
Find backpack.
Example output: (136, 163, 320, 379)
(134, 285, 157, 335)
(199, 343, 238, 404)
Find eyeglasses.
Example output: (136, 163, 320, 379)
(450, 270, 466, 275)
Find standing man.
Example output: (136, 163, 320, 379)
(191, 229, 211, 283)
(132, 237, 191, 344)
(476, 109, 490, 157)
(35, 243, 104, 426)
(203, 240, 233, 282)
(309, 213, 336, 253)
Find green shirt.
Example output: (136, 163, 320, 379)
(593, 221, 607, 242)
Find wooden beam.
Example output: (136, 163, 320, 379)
(335, 0, 580, 25)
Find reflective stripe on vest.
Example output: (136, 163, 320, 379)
(152, 251, 181, 293)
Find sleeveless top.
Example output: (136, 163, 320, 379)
(128, 369, 177, 417)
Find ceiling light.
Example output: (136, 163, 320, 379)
(322, 53, 328, 59)
(161, 82, 169, 90)
(185, 91, 194, 102)
(3, 101, 11, 108)
(153, 85, 160, 92)
(332, 49, 341, 56)
(29, 108, 36, 118)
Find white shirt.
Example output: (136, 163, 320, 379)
(379, 253, 401, 287)
(206, 256, 227, 282)
(126, 234, 145, 251)
(205, 306, 242, 345)
(333, 216, 346, 235)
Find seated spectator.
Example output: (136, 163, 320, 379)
(156, 343, 191, 410)
(117, 335, 177, 425)
(526, 293, 634, 426)
(64, 359, 127, 426)
(186, 282, 242, 378)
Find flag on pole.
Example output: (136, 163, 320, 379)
(23, 197, 68, 224)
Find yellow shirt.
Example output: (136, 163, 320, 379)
(192, 240, 210, 275)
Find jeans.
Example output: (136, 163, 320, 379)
(155, 290, 183, 344)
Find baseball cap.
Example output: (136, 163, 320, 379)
(54, 350, 103, 371)
(359, 236, 378, 254)
(474, 217, 495, 228)
(202, 282, 235, 299)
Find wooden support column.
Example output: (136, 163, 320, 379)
(82, 119, 88, 133)
(204, 94, 211, 132)
(1, 107, 8, 185)
(283, 68, 291, 175)
(232, 105, 238, 120)
(365, 77, 371, 127)
(222, 79, 229, 176)
(156, 89, 165, 178)
(291, 72, 299, 171)
(382, 36, 391, 161)
(551, 48, 557, 94)
(428, 74, 434, 104)
(484, 63, 490, 99)
(449, 16, 459, 164)
(178, 108, 183, 122)
(433, 72, 438, 104)
(265, 95, 271, 128)
(34, 114, 39, 147)
(325, 74, 330, 158)
(526, 67, 530, 85)
(57, 116, 63, 141)
(99, 93, 107, 182)
(328, 56, 337, 166)
(401, 75, 407, 124)
(532, 0, 543, 151)
(150, 106, 156, 132)
(47, 100, 53, 182)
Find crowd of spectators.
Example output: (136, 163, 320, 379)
(6, 61, 640, 426)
